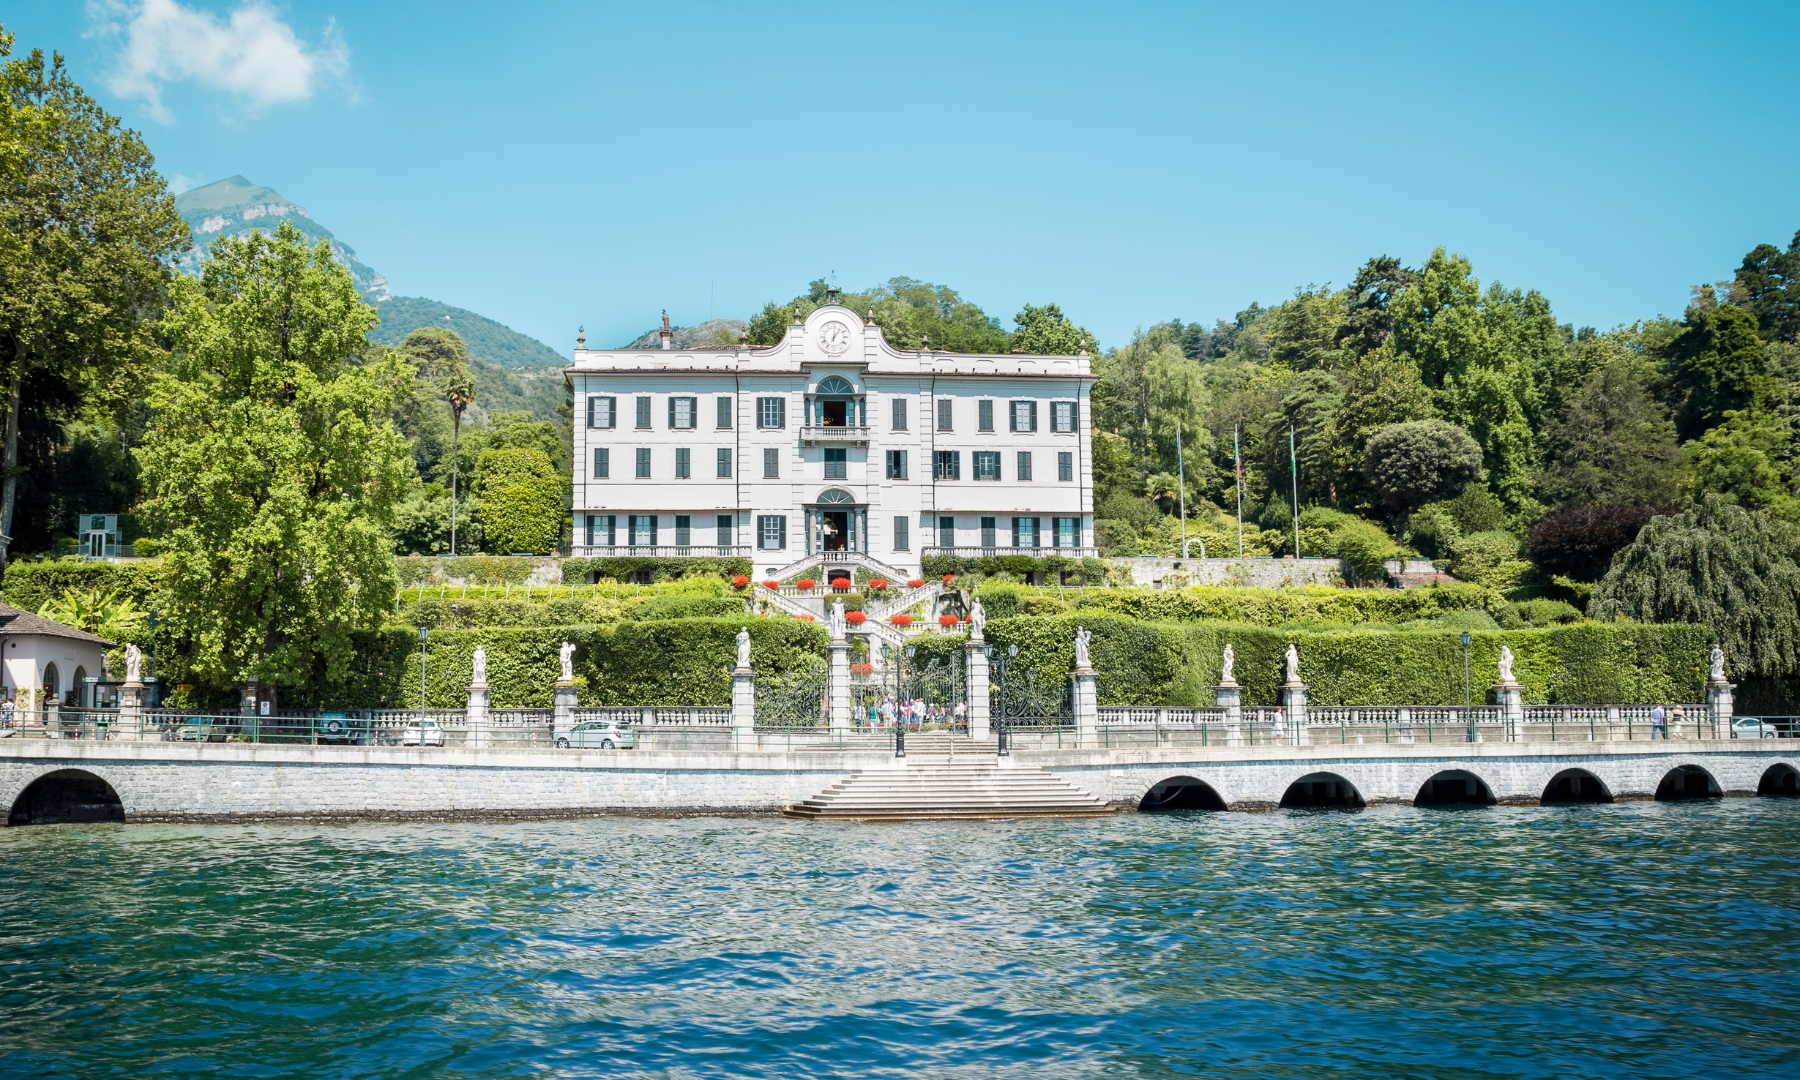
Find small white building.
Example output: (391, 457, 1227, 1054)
(567, 302, 1097, 578)
(0, 603, 111, 710)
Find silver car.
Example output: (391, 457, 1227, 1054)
(1732, 717, 1780, 739)
(402, 718, 446, 747)
(556, 721, 634, 750)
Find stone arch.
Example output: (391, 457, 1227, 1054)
(1541, 767, 1613, 805)
(1279, 771, 1364, 809)
(71, 666, 88, 707)
(7, 769, 124, 826)
(1138, 775, 1226, 812)
(1655, 763, 1721, 801)
(1413, 769, 1497, 807)
(42, 661, 60, 700)
(1758, 763, 1800, 797)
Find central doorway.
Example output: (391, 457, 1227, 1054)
(821, 511, 849, 551)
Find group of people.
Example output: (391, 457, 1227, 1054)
(864, 698, 967, 731)
(1649, 704, 1687, 739)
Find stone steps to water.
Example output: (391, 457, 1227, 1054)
(784, 762, 1116, 821)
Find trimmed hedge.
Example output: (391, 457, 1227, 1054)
(167, 617, 829, 709)
(983, 614, 1708, 707)
(921, 553, 1107, 583)
(563, 556, 751, 583)
(0, 559, 165, 613)
(395, 555, 552, 587)
(972, 580, 1503, 625)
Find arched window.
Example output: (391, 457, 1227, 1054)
(42, 663, 59, 700)
(814, 376, 856, 395)
(816, 489, 855, 504)
(71, 666, 87, 708)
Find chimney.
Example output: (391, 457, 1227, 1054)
(659, 309, 673, 350)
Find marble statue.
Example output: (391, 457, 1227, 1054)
(1285, 643, 1300, 683)
(968, 598, 987, 640)
(736, 626, 752, 669)
(1220, 643, 1235, 684)
(1074, 626, 1092, 668)
(1498, 645, 1515, 684)
(471, 645, 487, 686)
(829, 598, 847, 639)
(124, 643, 142, 683)
(559, 641, 576, 683)
(1710, 644, 1726, 681)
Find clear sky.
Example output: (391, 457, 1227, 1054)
(7, 1, 1799, 353)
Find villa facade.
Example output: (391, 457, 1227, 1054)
(566, 302, 1096, 577)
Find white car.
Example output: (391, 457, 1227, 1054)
(556, 721, 634, 750)
(402, 718, 446, 747)
(1731, 717, 1781, 739)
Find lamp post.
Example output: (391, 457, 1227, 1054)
(898, 644, 914, 758)
(418, 626, 430, 713)
(1460, 630, 1473, 742)
(992, 642, 1018, 756)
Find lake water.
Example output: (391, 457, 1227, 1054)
(2, 801, 1797, 1078)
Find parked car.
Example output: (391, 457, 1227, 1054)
(556, 720, 634, 750)
(1732, 717, 1780, 739)
(402, 718, 446, 747)
(316, 712, 356, 745)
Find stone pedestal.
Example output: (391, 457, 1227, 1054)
(828, 639, 852, 734)
(965, 641, 991, 741)
(1216, 682, 1242, 747)
(1707, 679, 1735, 736)
(119, 679, 148, 741)
(731, 666, 755, 747)
(466, 683, 490, 749)
(1281, 680, 1308, 745)
(1496, 681, 1522, 742)
(1073, 666, 1099, 745)
(552, 681, 578, 744)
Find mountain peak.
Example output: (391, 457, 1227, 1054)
(174, 176, 384, 299)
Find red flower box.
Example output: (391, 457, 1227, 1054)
(867, 578, 888, 590)
(830, 577, 852, 590)
(762, 580, 779, 590)
(851, 662, 873, 676)
(907, 578, 926, 589)
(731, 575, 749, 588)
(938, 613, 960, 627)
(942, 573, 955, 583)
(846, 610, 867, 624)
(890, 614, 913, 626)
(796, 579, 816, 590)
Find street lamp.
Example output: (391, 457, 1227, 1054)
(418, 626, 430, 712)
(897, 644, 916, 758)
(1460, 630, 1473, 742)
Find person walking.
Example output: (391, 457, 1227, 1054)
(1271, 707, 1286, 745)
(1670, 703, 1686, 740)
(1651, 703, 1666, 740)
(0, 693, 13, 734)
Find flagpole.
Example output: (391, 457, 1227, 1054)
(1233, 424, 1243, 557)
(1289, 423, 1300, 559)
(1176, 424, 1188, 558)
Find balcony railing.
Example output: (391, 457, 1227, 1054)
(922, 546, 1103, 559)
(570, 545, 749, 559)
(800, 424, 872, 446)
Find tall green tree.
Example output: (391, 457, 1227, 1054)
(1730, 231, 1799, 344)
(137, 221, 412, 697)
(1592, 494, 1800, 680)
(475, 448, 563, 554)
(1663, 303, 1771, 440)
(0, 30, 189, 562)
(1011, 302, 1087, 354)
(1360, 419, 1482, 521)
(1538, 357, 1687, 507)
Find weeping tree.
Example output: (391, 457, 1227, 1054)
(1590, 494, 1800, 680)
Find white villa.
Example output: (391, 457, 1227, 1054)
(567, 300, 1097, 579)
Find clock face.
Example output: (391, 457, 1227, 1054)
(819, 320, 851, 355)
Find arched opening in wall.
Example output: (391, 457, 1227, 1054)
(1279, 772, 1364, 809)
(8, 769, 124, 826)
(42, 662, 59, 703)
(1541, 768, 1612, 805)
(1413, 770, 1496, 808)
(71, 666, 87, 707)
(1655, 764, 1721, 801)
(1758, 763, 1799, 797)
(1138, 776, 1226, 812)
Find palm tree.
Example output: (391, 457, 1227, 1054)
(446, 378, 474, 554)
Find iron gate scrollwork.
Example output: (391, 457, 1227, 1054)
(754, 658, 829, 728)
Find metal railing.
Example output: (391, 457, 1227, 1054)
(799, 424, 872, 445)
(922, 546, 1102, 559)
(569, 545, 749, 559)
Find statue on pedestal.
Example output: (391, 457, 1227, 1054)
(968, 598, 987, 641)
(1284, 643, 1300, 684)
(1220, 643, 1236, 685)
(471, 645, 487, 687)
(1074, 626, 1092, 669)
(736, 626, 752, 669)
(558, 641, 576, 683)
(829, 598, 847, 639)
(124, 643, 143, 684)
(1498, 645, 1515, 684)
(1710, 644, 1726, 682)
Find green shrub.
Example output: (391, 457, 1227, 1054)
(0, 560, 164, 614)
(633, 596, 748, 620)
(1062, 581, 1503, 623)
(1405, 503, 1461, 559)
(984, 614, 1706, 707)
(1497, 598, 1582, 629)
(920, 553, 1106, 583)
(1447, 531, 1530, 591)
(397, 555, 549, 586)
(475, 448, 563, 554)
(563, 556, 751, 583)
(1331, 517, 1402, 582)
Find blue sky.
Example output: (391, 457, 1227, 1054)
(7, 1, 1799, 353)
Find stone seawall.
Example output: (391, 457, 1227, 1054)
(4, 740, 1795, 822)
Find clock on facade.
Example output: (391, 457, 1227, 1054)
(818, 320, 851, 355)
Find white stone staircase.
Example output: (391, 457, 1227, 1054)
(783, 758, 1116, 821)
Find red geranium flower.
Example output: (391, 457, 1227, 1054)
(798, 613, 816, 621)
(830, 577, 852, 589)
(796, 579, 816, 590)
(938, 613, 959, 627)
(867, 578, 888, 590)
(762, 580, 779, 590)
(731, 575, 749, 588)
(890, 614, 913, 626)
(846, 610, 867, 624)
(942, 573, 955, 583)
(907, 578, 926, 589)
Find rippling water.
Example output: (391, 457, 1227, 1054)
(3, 801, 1798, 1078)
